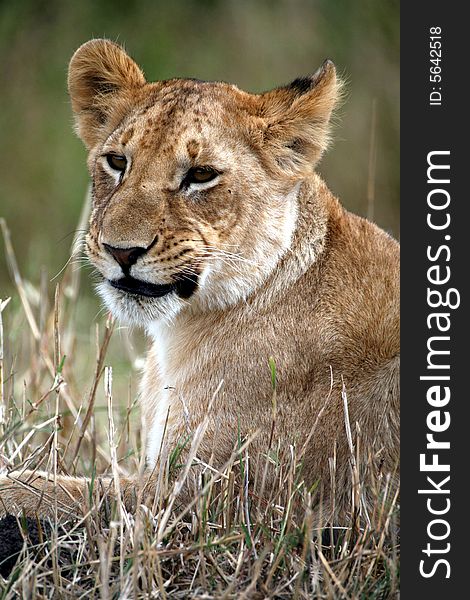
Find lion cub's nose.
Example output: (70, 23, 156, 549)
(103, 244, 147, 272)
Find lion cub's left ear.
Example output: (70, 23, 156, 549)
(257, 60, 342, 177)
(68, 39, 146, 148)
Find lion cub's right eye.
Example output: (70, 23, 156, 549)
(106, 154, 127, 172)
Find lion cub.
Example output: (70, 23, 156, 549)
(1, 40, 399, 520)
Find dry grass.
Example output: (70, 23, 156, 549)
(0, 216, 399, 599)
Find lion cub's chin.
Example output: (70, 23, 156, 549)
(96, 280, 187, 327)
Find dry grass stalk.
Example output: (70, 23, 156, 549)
(367, 98, 378, 223)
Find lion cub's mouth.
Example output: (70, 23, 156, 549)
(109, 273, 199, 299)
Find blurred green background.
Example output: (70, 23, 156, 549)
(0, 0, 399, 299)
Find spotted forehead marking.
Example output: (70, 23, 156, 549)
(120, 126, 134, 146)
(113, 80, 249, 154)
(186, 139, 200, 159)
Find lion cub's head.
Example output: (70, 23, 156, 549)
(68, 39, 340, 326)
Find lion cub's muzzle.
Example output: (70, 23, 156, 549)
(101, 237, 200, 300)
(103, 237, 159, 274)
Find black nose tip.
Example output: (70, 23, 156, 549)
(103, 243, 147, 271)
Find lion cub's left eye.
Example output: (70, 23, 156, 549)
(183, 166, 219, 187)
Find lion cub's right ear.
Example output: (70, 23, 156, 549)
(68, 39, 146, 148)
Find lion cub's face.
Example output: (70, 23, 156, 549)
(68, 40, 339, 325)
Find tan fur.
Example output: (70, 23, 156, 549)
(0, 40, 399, 521)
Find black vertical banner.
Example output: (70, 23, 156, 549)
(401, 3, 468, 597)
